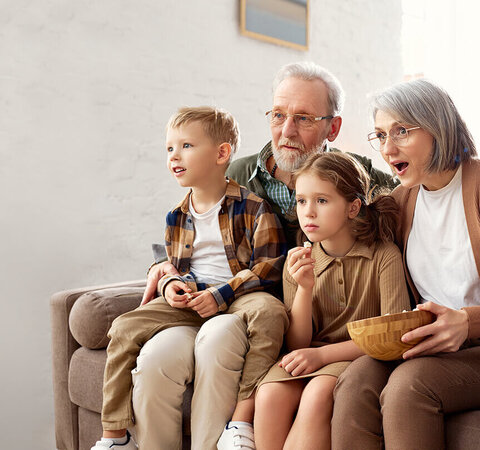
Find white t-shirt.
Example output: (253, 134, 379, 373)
(406, 166, 480, 309)
(188, 195, 234, 285)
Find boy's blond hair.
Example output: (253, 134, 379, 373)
(167, 106, 240, 163)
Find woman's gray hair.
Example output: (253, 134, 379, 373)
(273, 61, 345, 116)
(371, 79, 476, 172)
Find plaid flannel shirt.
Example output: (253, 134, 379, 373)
(158, 179, 287, 311)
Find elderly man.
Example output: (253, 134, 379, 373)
(135, 62, 395, 450)
(227, 61, 396, 248)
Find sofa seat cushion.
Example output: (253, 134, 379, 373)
(69, 347, 106, 413)
(69, 287, 143, 349)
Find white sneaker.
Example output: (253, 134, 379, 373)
(90, 431, 138, 449)
(217, 421, 255, 449)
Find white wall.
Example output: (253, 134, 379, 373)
(0, 1, 402, 448)
(402, 0, 480, 145)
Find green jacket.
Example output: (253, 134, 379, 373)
(226, 141, 398, 248)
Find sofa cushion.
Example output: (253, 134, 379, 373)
(69, 287, 143, 349)
(69, 347, 106, 413)
(78, 406, 106, 450)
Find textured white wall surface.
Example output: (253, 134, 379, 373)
(0, 1, 402, 448)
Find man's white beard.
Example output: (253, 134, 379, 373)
(272, 138, 326, 172)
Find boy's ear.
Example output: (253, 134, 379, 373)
(217, 142, 232, 165)
(348, 198, 361, 219)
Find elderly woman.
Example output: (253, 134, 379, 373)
(331, 79, 480, 450)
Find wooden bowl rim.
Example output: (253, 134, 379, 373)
(347, 309, 434, 331)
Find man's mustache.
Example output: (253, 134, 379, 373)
(276, 138, 305, 151)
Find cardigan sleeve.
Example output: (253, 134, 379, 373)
(463, 306, 480, 339)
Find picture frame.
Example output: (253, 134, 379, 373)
(240, 0, 309, 51)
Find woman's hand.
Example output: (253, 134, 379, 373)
(287, 246, 315, 290)
(141, 261, 180, 305)
(279, 347, 323, 377)
(401, 301, 469, 359)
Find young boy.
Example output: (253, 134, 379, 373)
(92, 107, 288, 450)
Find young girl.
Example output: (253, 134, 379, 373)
(253, 152, 411, 450)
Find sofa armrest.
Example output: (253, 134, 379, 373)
(69, 286, 145, 349)
(50, 280, 145, 450)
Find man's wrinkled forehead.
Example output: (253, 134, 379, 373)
(272, 77, 331, 115)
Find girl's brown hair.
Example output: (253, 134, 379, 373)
(294, 152, 399, 247)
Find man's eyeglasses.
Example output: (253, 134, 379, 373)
(266, 110, 334, 129)
(367, 125, 420, 152)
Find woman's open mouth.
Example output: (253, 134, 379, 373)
(392, 161, 409, 176)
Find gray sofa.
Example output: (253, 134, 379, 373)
(51, 281, 480, 450)
(50, 280, 192, 450)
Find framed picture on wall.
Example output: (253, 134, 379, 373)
(240, 0, 309, 51)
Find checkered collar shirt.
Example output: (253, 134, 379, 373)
(158, 178, 287, 310)
(249, 141, 330, 221)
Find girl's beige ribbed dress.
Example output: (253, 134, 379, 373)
(259, 240, 411, 385)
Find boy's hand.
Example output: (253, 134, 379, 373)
(187, 290, 219, 318)
(163, 280, 193, 309)
(142, 261, 180, 305)
(287, 246, 315, 289)
(278, 347, 323, 377)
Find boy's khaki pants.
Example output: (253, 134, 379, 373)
(132, 315, 244, 450)
(101, 292, 288, 447)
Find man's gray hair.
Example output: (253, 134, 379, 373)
(371, 79, 476, 172)
(273, 61, 345, 116)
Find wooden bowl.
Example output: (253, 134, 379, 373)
(347, 310, 435, 361)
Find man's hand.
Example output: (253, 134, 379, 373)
(141, 261, 180, 305)
(287, 246, 315, 290)
(278, 347, 323, 377)
(187, 290, 219, 318)
(163, 280, 193, 309)
(401, 301, 469, 359)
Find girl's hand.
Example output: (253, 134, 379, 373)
(279, 347, 323, 377)
(401, 301, 469, 359)
(287, 246, 315, 289)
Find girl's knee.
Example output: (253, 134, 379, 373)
(256, 381, 302, 412)
(256, 383, 279, 409)
(301, 377, 335, 413)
